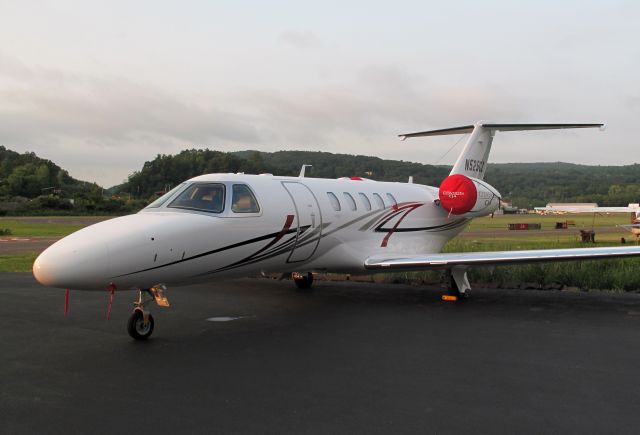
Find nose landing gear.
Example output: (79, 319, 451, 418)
(127, 285, 170, 340)
(127, 309, 154, 340)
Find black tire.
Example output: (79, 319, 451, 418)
(127, 310, 154, 340)
(293, 272, 314, 291)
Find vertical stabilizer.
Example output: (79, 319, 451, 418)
(449, 123, 493, 180)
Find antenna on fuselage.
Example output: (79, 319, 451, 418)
(299, 164, 312, 178)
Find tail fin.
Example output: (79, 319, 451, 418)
(399, 122, 604, 180)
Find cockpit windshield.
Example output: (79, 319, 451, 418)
(145, 183, 186, 209)
(168, 183, 226, 213)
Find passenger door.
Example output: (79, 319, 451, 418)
(282, 182, 322, 262)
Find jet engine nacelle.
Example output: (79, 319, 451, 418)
(438, 174, 501, 217)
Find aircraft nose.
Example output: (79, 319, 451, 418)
(33, 239, 110, 290)
(32, 248, 61, 287)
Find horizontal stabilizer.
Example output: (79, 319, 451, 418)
(364, 246, 640, 270)
(399, 123, 604, 139)
(399, 125, 475, 139)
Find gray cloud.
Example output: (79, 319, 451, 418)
(0, 52, 631, 187)
(0, 51, 263, 140)
(626, 97, 640, 110)
(240, 65, 527, 145)
(278, 30, 324, 50)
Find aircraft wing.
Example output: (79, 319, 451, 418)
(364, 246, 640, 271)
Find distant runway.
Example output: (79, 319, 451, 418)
(0, 237, 58, 254)
(2, 273, 640, 434)
(0, 216, 108, 255)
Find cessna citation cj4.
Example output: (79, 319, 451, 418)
(33, 122, 640, 340)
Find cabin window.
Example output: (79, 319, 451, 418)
(145, 183, 186, 208)
(386, 193, 398, 208)
(327, 192, 341, 211)
(343, 192, 357, 211)
(358, 192, 372, 211)
(231, 184, 260, 213)
(168, 183, 226, 213)
(372, 193, 385, 209)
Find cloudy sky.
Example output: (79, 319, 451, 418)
(0, 0, 638, 186)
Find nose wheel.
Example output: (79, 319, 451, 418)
(127, 286, 169, 340)
(127, 309, 154, 340)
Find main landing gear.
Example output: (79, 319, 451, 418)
(442, 267, 471, 302)
(127, 285, 170, 340)
(292, 272, 314, 291)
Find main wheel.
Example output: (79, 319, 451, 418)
(127, 310, 154, 340)
(293, 272, 314, 291)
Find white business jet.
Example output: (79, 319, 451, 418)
(33, 122, 640, 340)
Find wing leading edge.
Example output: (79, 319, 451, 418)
(364, 246, 640, 271)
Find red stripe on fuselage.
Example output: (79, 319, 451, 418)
(380, 204, 423, 247)
(251, 214, 295, 257)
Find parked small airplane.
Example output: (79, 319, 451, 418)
(535, 204, 640, 237)
(33, 122, 640, 340)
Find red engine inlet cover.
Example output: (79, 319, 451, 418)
(439, 174, 478, 215)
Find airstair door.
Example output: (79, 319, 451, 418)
(282, 182, 322, 262)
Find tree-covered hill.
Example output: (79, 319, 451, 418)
(2, 145, 640, 215)
(122, 149, 451, 200)
(485, 162, 640, 207)
(0, 146, 139, 215)
(0, 146, 85, 197)
(118, 149, 640, 208)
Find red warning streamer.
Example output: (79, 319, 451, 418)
(105, 284, 116, 320)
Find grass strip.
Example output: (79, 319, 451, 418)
(0, 252, 38, 273)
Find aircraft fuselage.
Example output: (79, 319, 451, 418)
(33, 174, 471, 291)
